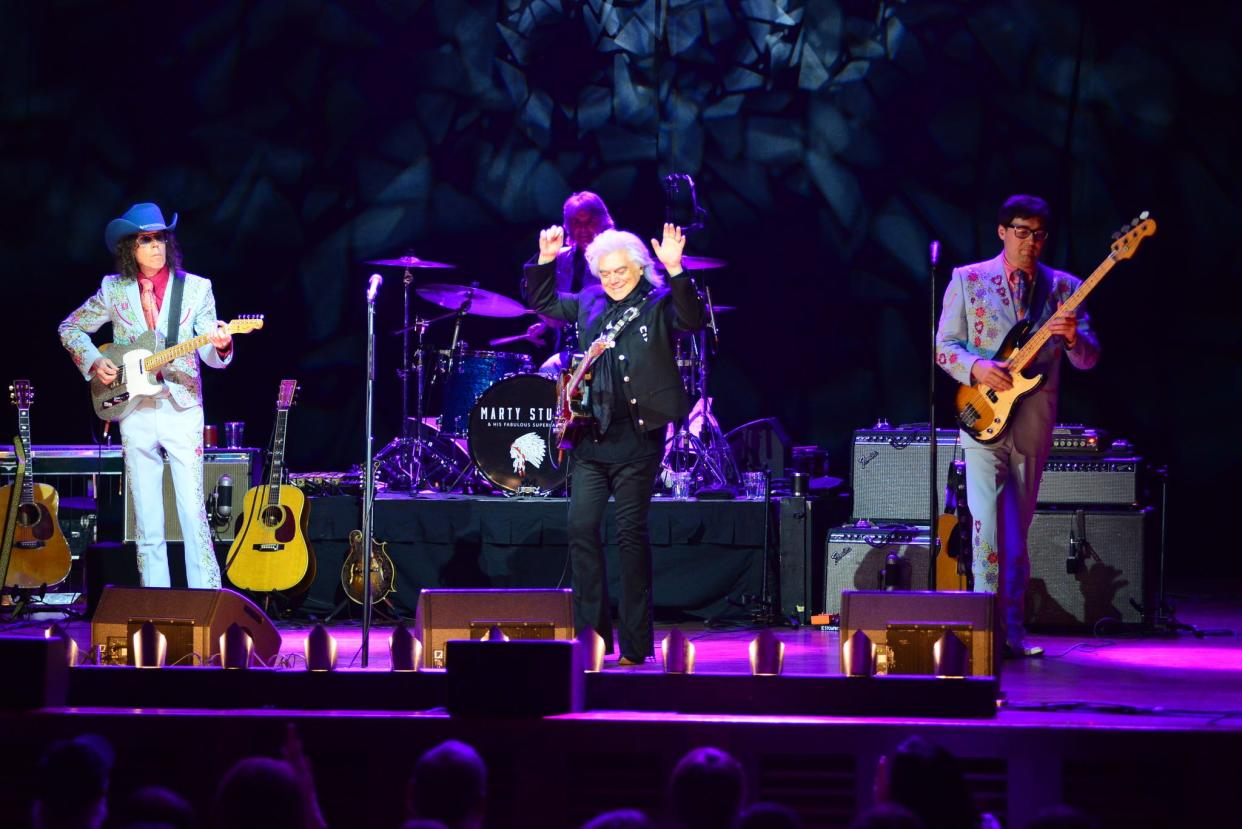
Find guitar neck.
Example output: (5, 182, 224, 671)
(267, 409, 290, 505)
(566, 345, 606, 394)
(143, 332, 217, 373)
(1010, 254, 1116, 371)
(16, 410, 33, 505)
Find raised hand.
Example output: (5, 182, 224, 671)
(538, 225, 565, 264)
(650, 223, 686, 276)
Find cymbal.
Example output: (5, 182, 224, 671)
(680, 255, 728, 270)
(709, 304, 735, 314)
(366, 255, 456, 269)
(416, 283, 528, 318)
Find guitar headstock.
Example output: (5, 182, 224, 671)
(276, 379, 299, 411)
(1110, 212, 1156, 261)
(227, 315, 266, 335)
(9, 380, 33, 411)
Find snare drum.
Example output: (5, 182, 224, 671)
(436, 349, 533, 436)
(468, 374, 566, 494)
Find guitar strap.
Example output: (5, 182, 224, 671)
(164, 271, 186, 345)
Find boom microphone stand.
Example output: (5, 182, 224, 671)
(360, 273, 382, 667)
(928, 240, 941, 590)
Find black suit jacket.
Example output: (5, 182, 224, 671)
(523, 260, 707, 432)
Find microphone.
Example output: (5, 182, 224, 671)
(367, 272, 383, 302)
(212, 474, 233, 525)
(930, 240, 941, 267)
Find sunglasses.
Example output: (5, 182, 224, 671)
(135, 231, 168, 246)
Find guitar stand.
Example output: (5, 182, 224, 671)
(325, 594, 403, 624)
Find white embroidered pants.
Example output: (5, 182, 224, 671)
(120, 397, 221, 589)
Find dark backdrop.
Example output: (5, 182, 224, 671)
(5, 1, 1238, 580)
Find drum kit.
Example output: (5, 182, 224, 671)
(368, 251, 740, 497)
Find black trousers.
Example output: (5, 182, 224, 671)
(567, 453, 663, 661)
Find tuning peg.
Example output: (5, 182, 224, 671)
(1111, 231, 1122, 241)
(1139, 210, 1149, 220)
(1130, 218, 1140, 228)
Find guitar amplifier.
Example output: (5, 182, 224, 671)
(851, 427, 957, 523)
(1036, 457, 1141, 506)
(822, 525, 932, 620)
(124, 449, 259, 542)
(1026, 507, 1154, 628)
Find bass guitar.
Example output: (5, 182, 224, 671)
(553, 306, 640, 451)
(0, 381, 71, 589)
(225, 379, 315, 594)
(955, 214, 1155, 442)
(91, 315, 264, 421)
(934, 458, 971, 591)
(340, 529, 396, 606)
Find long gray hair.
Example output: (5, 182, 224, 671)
(584, 229, 664, 288)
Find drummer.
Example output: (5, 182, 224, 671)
(520, 191, 614, 377)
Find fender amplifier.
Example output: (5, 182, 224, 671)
(822, 525, 931, 620)
(124, 449, 258, 542)
(1036, 457, 1141, 506)
(1025, 507, 1154, 628)
(851, 428, 957, 523)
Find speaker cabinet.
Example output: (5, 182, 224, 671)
(446, 639, 583, 716)
(840, 590, 997, 677)
(778, 496, 832, 624)
(851, 428, 957, 523)
(90, 586, 281, 666)
(415, 588, 574, 669)
(823, 525, 931, 620)
(124, 450, 257, 542)
(1026, 508, 1154, 628)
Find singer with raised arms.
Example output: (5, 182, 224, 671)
(59, 203, 237, 589)
(524, 222, 707, 666)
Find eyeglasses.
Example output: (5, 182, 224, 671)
(135, 232, 168, 246)
(1007, 225, 1049, 241)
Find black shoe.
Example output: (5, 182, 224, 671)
(1003, 642, 1044, 659)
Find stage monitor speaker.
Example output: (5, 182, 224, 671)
(851, 428, 957, 523)
(415, 588, 574, 669)
(840, 590, 997, 677)
(446, 639, 583, 716)
(778, 496, 831, 624)
(1026, 507, 1154, 628)
(823, 525, 931, 620)
(90, 586, 281, 666)
(124, 450, 256, 543)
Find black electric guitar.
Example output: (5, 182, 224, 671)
(552, 306, 640, 451)
(955, 214, 1155, 442)
(0, 381, 71, 589)
(225, 380, 315, 594)
(934, 459, 971, 591)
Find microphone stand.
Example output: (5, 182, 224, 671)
(361, 276, 381, 666)
(928, 241, 941, 590)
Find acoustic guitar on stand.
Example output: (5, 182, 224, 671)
(0, 381, 71, 590)
(225, 379, 315, 594)
(956, 214, 1155, 442)
(90, 315, 264, 421)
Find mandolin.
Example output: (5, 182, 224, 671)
(955, 214, 1155, 442)
(225, 379, 315, 594)
(340, 529, 396, 606)
(0, 381, 71, 589)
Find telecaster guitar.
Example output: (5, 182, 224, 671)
(225, 379, 315, 594)
(955, 214, 1155, 443)
(90, 315, 264, 421)
(0, 381, 71, 589)
(553, 306, 640, 451)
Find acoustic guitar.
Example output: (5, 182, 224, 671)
(553, 306, 640, 451)
(955, 214, 1155, 443)
(90, 315, 264, 421)
(225, 380, 315, 594)
(340, 529, 396, 606)
(0, 381, 71, 589)
(934, 459, 971, 591)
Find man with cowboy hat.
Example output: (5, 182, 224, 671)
(59, 202, 235, 589)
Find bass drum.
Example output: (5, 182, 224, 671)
(468, 374, 567, 494)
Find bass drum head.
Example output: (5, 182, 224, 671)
(468, 374, 566, 494)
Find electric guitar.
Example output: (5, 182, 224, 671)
(955, 214, 1156, 442)
(90, 315, 265, 421)
(553, 306, 641, 450)
(340, 529, 396, 606)
(934, 459, 971, 591)
(0, 438, 26, 593)
(225, 380, 315, 594)
(0, 381, 71, 589)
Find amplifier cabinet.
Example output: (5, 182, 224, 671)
(1037, 457, 1140, 506)
(1025, 507, 1154, 628)
(124, 450, 258, 542)
(823, 525, 931, 620)
(851, 428, 957, 523)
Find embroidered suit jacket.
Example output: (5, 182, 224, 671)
(59, 271, 233, 410)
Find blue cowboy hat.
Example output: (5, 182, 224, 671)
(104, 202, 178, 252)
